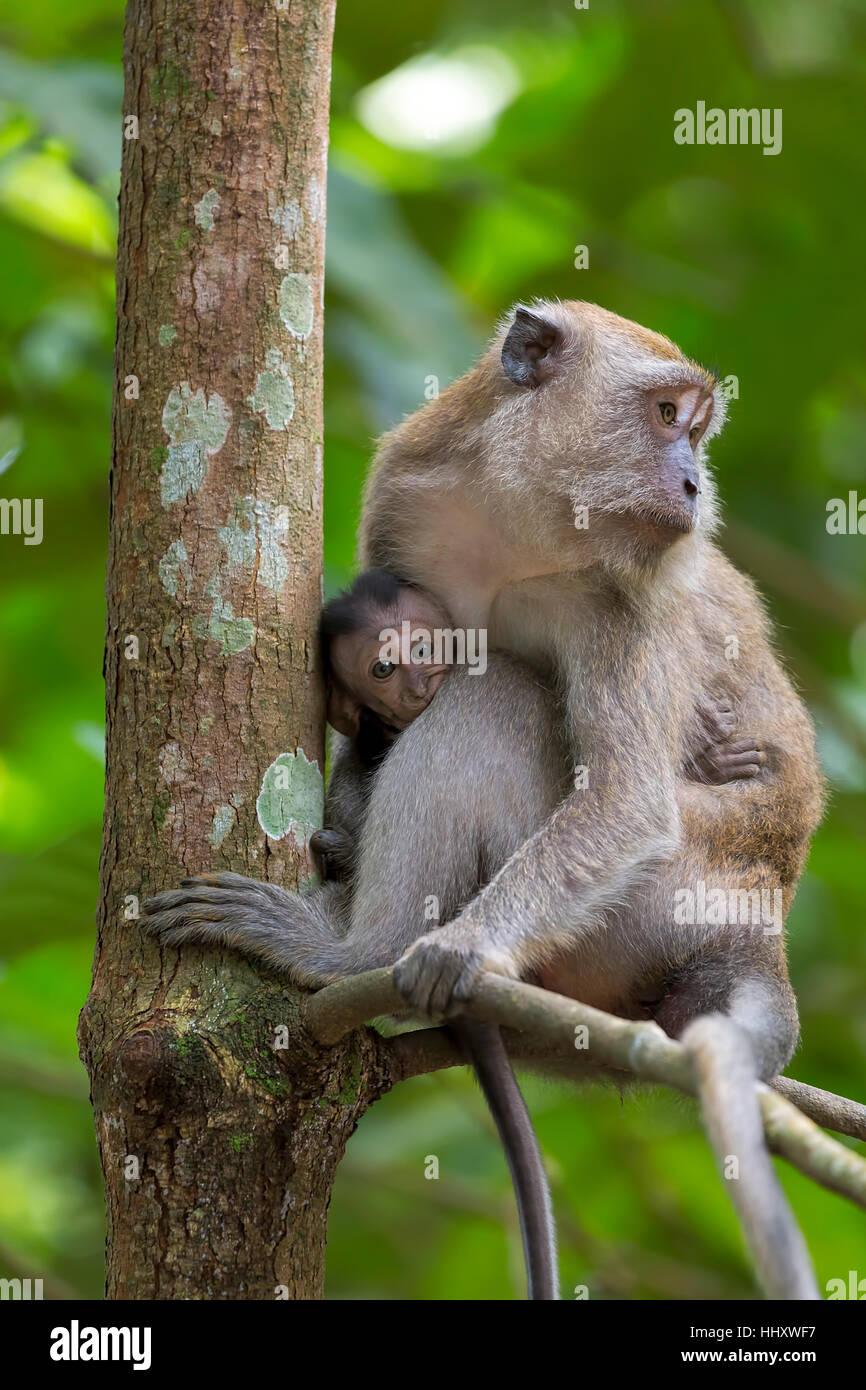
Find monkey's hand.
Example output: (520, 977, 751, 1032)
(141, 871, 342, 987)
(692, 735, 766, 786)
(310, 827, 355, 882)
(696, 699, 737, 746)
(393, 925, 518, 1017)
(689, 702, 765, 785)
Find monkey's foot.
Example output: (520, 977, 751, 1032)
(141, 871, 331, 986)
(694, 735, 766, 785)
(143, 871, 281, 941)
(392, 926, 511, 1016)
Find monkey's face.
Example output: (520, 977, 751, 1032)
(493, 300, 726, 571)
(327, 591, 452, 737)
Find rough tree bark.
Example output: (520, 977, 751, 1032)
(77, 0, 384, 1300)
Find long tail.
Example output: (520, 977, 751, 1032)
(684, 1013, 819, 1300)
(452, 1019, 558, 1300)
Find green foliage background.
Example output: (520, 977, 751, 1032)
(0, 0, 864, 1300)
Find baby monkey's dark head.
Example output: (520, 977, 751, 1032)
(319, 568, 452, 739)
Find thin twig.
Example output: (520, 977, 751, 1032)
(770, 1075, 866, 1142)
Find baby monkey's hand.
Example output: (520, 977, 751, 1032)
(691, 701, 766, 785)
(694, 735, 766, 784)
(310, 827, 355, 881)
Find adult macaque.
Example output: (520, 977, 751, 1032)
(145, 301, 824, 1300)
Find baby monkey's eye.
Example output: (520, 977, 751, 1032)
(371, 660, 395, 680)
(411, 639, 432, 662)
(659, 402, 677, 425)
(689, 425, 700, 446)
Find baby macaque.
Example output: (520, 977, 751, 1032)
(321, 566, 452, 741)
(311, 568, 765, 882)
(310, 568, 454, 878)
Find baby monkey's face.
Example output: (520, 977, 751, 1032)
(328, 589, 452, 738)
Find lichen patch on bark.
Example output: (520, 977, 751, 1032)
(194, 188, 220, 230)
(217, 496, 289, 594)
(158, 538, 192, 596)
(160, 384, 231, 506)
(209, 803, 237, 847)
(193, 596, 256, 654)
(279, 273, 314, 338)
(256, 749, 323, 842)
(247, 348, 295, 429)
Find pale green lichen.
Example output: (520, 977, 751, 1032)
(161, 439, 206, 504)
(193, 596, 254, 654)
(247, 348, 295, 429)
(217, 501, 257, 571)
(159, 324, 177, 347)
(271, 199, 302, 239)
(160, 384, 231, 507)
(194, 188, 219, 231)
(209, 804, 236, 848)
(279, 273, 314, 338)
(217, 496, 289, 594)
(158, 538, 192, 597)
(256, 750, 323, 842)
(306, 173, 325, 227)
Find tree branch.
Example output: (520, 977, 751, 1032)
(770, 1075, 866, 1142)
(302, 968, 866, 1209)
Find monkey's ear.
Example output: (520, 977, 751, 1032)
(501, 306, 563, 388)
(327, 681, 362, 738)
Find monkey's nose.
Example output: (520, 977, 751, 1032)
(683, 476, 699, 497)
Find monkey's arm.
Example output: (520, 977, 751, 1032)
(310, 733, 370, 882)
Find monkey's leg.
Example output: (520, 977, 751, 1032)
(143, 874, 355, 986)
(143, 669, 485, 978)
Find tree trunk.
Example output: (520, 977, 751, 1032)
(77, 0, 373, 1301)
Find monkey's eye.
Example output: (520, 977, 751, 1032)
(371, 660, 395, 680)
(659, 402, 677, 425)
(689, 425, 701, 447)
(411, 639, 432, 663)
